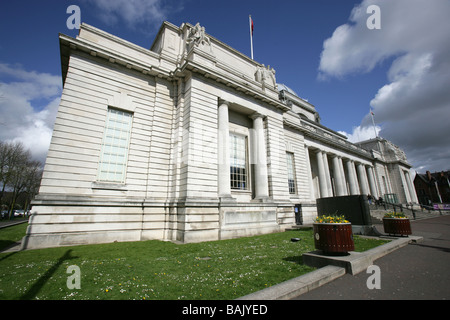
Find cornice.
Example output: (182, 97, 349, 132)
(80, 23, 160, 60)
(59, 30, 290, 114)
(179, 57, 290, 113)
(283, 117, 374, 160)
(59, 33, 172, 84)
(281, 89, 316, 113)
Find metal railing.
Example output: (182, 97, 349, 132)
(419, 204, 443, 216)
(370, 200, 446, 220)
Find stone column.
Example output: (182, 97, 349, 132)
(332, 155, 345, 196)
(322, 152, 333, 197)
(346, 160, 359, 195)
(304, 146, 315, 200)
(250, 112, 269, 200)
(217, 100, 231, 198)
(352, 162, 361, 194)
(403, 170, 418, 203)
(316, 150, 328, 198)
(338, 157, 348, 196)
(367, 166, 378, 199)
(357, 163, 369, 195)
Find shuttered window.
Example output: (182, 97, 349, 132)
(97, 108, 133, 183)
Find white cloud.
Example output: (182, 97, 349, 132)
(319, 0, 450, 172)
(0, 63, 61, 164)
(83, 0, 174, 31)
(339, 125, 381, 144)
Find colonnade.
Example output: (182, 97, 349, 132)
(217, 99, 416, 205)
(308, 147, 379, 199)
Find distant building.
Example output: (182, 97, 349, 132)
(414, 171, 450, 205)
(22, 22, 418, 249)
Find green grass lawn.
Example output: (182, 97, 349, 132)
(0, 224, 388, 300)
(0, 221, 28, 250)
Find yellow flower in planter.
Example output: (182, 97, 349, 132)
(383, 212, 407, 219)
(315, 214, 349, 223)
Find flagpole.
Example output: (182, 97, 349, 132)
(249, 15, 254, 59)
(370, 108, 378, 138)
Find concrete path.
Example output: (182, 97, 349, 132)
(293, 215, 450, 300)
(239, 214, 449, 300)
(238, 233, 421, 300)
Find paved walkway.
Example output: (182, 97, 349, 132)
(0, 219, 28, 229)
(293, 215, 450, 300)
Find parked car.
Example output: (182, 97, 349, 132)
(14, 210, 24, 217)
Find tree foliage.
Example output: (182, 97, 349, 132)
(0, 141, 42, 219)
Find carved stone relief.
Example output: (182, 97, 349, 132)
(255, 64, 276, 89)
(186, 22, 213, 53)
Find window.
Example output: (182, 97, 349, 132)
(286, 152, 297, 194)
(97, 108, 133, 183)
(230, 133, 248, 190)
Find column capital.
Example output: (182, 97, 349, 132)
(218, 99, 231, 107)
(249, 112, 265, 120)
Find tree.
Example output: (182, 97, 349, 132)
(21, 160, 43, 214)
(0, 141, 42, 218)
(0, 141, 25, 204)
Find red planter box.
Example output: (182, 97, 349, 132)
(383, 218, 412, 236)
(313, 223, 354, 254)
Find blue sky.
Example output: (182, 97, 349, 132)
(1, 0, 449, 173)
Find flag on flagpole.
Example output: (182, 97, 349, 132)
(249, 15, 254, 59)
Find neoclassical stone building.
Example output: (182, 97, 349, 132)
(23, 22, 418, 249)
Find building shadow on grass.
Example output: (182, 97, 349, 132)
(20, 249, 78, 300)
(0, 240, 17, 252)
(283, 255, 305, 265)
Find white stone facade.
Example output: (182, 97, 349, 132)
(22, 22, 418, 249)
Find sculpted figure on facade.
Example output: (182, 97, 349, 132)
(186, 22, 212, 51)
(386, 140, 408, 161)
(255, 64, 276, 89)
